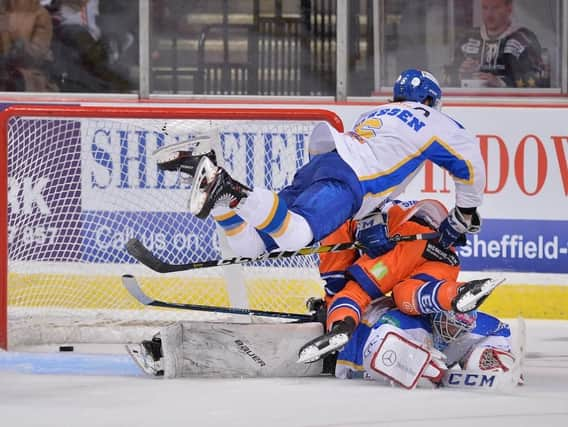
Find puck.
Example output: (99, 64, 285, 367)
(59, 345, 74, 352)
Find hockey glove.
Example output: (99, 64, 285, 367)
(438, 207, 481, 249)
(356, 211, 395, 259)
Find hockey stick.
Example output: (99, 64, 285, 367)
(121, 274, 315, 321)
(126, 232, 440, 274)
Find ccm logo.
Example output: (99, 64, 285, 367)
(447, 372, 496, 387)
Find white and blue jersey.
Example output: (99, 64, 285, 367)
(239, 101, 485, 245)
(309, 101, 486, 220)
(335, 307, 511, 380)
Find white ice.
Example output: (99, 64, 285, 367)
(1, 319, 567, 427)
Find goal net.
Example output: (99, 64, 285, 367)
(0, 105, 344, 349)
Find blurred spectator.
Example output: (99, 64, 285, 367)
(98, 0, 137, 73)
(445, 0, 549, 88)
(0, 0, 58, 91)
(49, 0, 132, 92)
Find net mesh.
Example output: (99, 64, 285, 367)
(6, 113, 326, 346)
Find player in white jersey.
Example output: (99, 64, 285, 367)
(156, 69, 485, 256)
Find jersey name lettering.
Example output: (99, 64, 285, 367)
(370, 107, 427, 132)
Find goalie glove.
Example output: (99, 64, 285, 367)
(438, 207, 481, 249)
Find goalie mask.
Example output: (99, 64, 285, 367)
(432, 310, 477, 344)
(393, 69, 443, 111)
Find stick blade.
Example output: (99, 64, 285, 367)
(121, 274, 154, 306)
(126, 238, 169, 273)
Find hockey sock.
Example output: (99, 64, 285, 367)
(235, 187, 314, 250)
(212, 209, 267, 258)
(415, 280, 461, 314)
(326, 280, 371, 332)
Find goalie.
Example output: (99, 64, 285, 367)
(333, 302, 523, 390)
(153, 69, 485, 258)
(125, 302, 522, 391)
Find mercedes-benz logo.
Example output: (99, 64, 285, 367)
(382, 350, 397, 367)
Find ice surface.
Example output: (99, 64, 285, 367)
(1, 319, 567, 427)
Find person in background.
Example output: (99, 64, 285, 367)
(48, 0, 132, 92)
(0, 0, 58, 91)
(445, 0, 548, 88)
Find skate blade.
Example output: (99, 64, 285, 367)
(455, 278, 505, 312)
(152, 132, 213, 157)
(296, 333, 349, 364)
(188, 156, 218, 216)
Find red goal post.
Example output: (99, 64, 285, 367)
(0, 104, 344, 350)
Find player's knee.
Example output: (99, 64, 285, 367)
(392, 282, 421, 315)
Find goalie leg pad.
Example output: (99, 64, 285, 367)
(160, 321, 324, 378)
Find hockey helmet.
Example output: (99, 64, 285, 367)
(393, 69, 443, 111)
(432, 310, 477, 343)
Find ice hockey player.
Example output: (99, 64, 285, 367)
(296, 197, 502, 364)
(153, 69, 485, 258)
(333, 302, 523, 390)
(125, 301, 523, 392)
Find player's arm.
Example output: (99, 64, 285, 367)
(504, 29, 547, 88)
(432, 131, 485, 248)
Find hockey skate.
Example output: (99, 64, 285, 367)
(297, 317, 356, 364)
(153, 136, 217, 180)
(451, 277, 505, 313)
(188, 156, 250, 219)
(125, 335, 164, 377)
